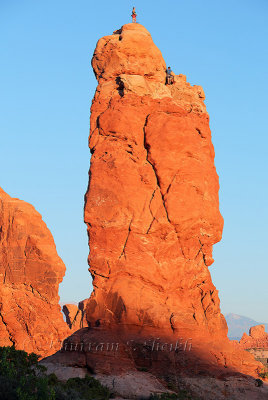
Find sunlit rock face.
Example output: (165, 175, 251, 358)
(85, 23, 224, 334)
(83, 23, 261, 376)
(0, 187, 69, 357)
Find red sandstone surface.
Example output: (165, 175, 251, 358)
(0, 187, 69, 357)
(239, 325, 268, 349)
(81, 23, 262, 377)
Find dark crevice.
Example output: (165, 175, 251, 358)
(143, 114, 193, 260)
(146, 187, 157, 234)
(197, 281, 205, 296)
(169, 313, 175, 332)
(148, 188, 157, 216)
(119, 218, 133, 259)
(210, 290, 215, 305)
(164, 170, 179, 197)
(91, 270, 109, 279)
(27, 284, 49, 304)
(146, 217, 155, 234)
(25, 322, 30, 335)
(198, 238, 207, 266)
(143, 115, 171, 225)
(196, 128, 205, 139)
(0, 311, 15, 346)
(115, 77, 124, 97)
(106, 260, 111, 275)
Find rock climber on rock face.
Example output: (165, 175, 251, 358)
(131, 7, 137, 23)
(166, 66, 174, 85)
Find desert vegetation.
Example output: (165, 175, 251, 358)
(0, 346, 110, 400)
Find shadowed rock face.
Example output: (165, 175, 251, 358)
(83, 23, 261, 376)
(0, 187, 69, 357)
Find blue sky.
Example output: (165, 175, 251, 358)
(0, 0, 267, 323)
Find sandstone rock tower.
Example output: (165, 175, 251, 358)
(85, 23, 225, 335)
(0, 187, 69, 356)
(84, 24, 260, 375)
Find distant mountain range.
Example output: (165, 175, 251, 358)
(225, 313, 268, 340)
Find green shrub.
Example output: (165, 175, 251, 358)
(0, 346, 54, 399)
(255, 378, 263, 387)
(0, 346, 110, 400)
(62, 375, 110, 400)
(149, 391, 192, 400)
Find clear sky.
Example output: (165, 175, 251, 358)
(1, 1, 267, 322)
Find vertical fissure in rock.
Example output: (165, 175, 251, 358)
(143, 115, 172, 225)
(119, 217, 133, 259)
(198, 238, 207, 266)
(143, 116, 192, 260)
(169, 312, 175, 332)
(195, 128, 205, 139)
(0, 311, 15, 346)
(146, 187, 157, 234)
(3, 269, 7, 284)
(106, 260, 111, 275)
(146, 217, 155, 234)
(164, 169, 180, 197)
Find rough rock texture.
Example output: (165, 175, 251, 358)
(239, 325, 268, 349)
(82, 23, 262, 378)
(0, 187, 69, 357)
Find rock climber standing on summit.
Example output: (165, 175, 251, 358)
(131, 7, 137, 23)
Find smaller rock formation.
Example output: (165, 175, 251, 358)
(239, 325, 268, 349)
(62, 304, 79, 329)
(62, 299, 88, 330)
(0, 187, 70, 357)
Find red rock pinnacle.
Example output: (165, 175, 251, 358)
(83, 23, 261, 376)
(85, 23, 224, 334)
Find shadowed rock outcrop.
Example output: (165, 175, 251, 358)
(0, 187, 69, 356)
